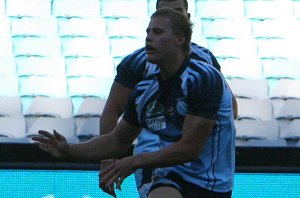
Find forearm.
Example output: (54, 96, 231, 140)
(132, 140, 201, 169)
(66, 133, 127, 161)
(100, 110, 120, 135)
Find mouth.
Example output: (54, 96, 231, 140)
(146, 45, 155, 53)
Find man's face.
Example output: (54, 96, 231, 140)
(157, 0, 189, 19)
(145, 16, 179, 64)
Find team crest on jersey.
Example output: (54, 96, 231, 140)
(145, 101, 166, 131)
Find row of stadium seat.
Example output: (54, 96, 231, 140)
(0, 115, 299, 147)
(1, 0, 300, 19)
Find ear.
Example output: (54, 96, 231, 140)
(176, 33, 186, 47)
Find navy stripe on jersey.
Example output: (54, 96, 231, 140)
(184, 60, 223, 119)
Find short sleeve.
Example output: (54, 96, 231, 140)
(114, 48, 147, 89)
(123, 90, 141, 127)
(186, 61, 224, 119)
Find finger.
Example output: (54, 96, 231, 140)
(116, 176, 125, 191)
(100, 162, 115, 177)
(101, 186, 117, 198)
(32, 136, 51, 144)
(53, 130, 65, 141)
(38, 130, 54, 139)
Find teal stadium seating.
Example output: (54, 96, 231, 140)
(0, 0, 299, 146)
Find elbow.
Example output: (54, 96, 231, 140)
(181, 147, 202, 162)
(186, 152, 200, 162)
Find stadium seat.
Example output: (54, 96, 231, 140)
(218, 58, 262, 79)
(105, 17, 148, 38)
(280, 119, 300, 144)
(236, 98, 273, 120)
(244, 0, 293, 19)
(15, 56, 65, 76)
(207, 38, 258, 59)
(26, 117, 77, 142)
(61, 36, 110, 57)
(0, 17, 10, 38)
(101, 0, 148, 18)
(75, 117, 100, 141)
(235, 119, 279, 140)
(65, 56, 115, 78)
(0, 36, 13, 56)
(195, 0, 244, 19)
(6, 0, 51, 17)
(0, 56, 16, 76)
(73, 97, 106, 117)
(67, 76, 113, 98)
(227, 78, 269, 99)
(202, 18, 252, 39)
(24, 96, 73, 130)
(0, 76, 19, 96)
(52, 0, 100, 18)
(19, 76, 67, 97)
(10, 16, 58, 37)
(0, 116, 26, 138)
(12, 36, 62, 57)
(275, 99, 300, 119)
(109, 36, 144, 57)
(257, 38, 300, 59)
(25, 96, 73, 118)
(0, 96, 22, 116)
(251, 18, 300, 39)
(58, 17, 106, 38)
(269, 79, 300, 99)
(261, 59, 300, 79)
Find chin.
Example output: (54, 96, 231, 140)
(146, 55, 157, 64)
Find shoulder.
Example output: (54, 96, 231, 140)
(190, 43, 213, 57)
(186, 59, 223, 89)
(119, 47, 147, 65)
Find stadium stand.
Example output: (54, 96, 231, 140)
(0, 0, 298, 149)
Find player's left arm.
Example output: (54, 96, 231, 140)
(100, 114, 214, 189)
(131, 114, 215, 168)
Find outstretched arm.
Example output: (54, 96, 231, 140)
(32, 119, 141, 161)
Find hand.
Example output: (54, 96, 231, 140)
(100, 157, 136, 191)
(99, 160, 117, 198)
(32, 130, 69, 158)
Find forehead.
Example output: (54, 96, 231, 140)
(157, 0, 185, 10)
(148, 16, 171, 30)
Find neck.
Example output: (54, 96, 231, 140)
(158, 52, 186, 80)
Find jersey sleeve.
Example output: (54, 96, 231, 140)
(114, 48, 147, 89)
(122, 89, 141, 127)
(190, 43, 221, 71)
(186, 61, 224, 120)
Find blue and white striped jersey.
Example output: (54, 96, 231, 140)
(123, 58, 236, 192)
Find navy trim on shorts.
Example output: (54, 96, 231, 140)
(150, 171, 232, 198)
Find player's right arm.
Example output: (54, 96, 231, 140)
(99, 48, 147, 196)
